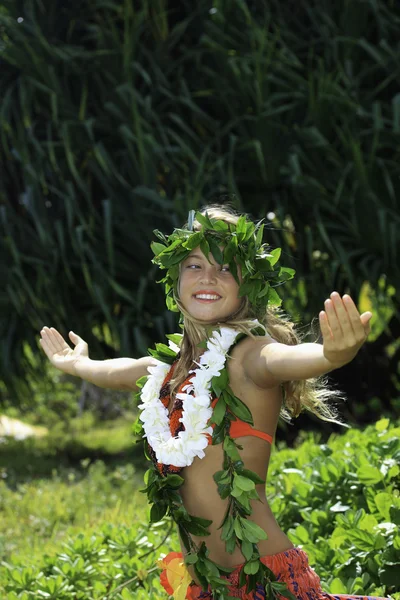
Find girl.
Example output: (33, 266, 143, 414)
(39, 205, 386, 600)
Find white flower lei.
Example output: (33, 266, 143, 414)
(137, 326, 241, 468)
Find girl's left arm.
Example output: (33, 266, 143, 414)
(243, 292, 372, 386)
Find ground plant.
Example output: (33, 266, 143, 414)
(0, 418, 399, 599)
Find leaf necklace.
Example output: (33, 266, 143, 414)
(136, 322, 296, 599)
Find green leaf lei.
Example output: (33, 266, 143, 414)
(150, 210, 296, 314)
(133, 328, 297, 600)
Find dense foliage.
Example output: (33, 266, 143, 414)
(0, 0, 399, 417)
(0, 417, 398, 598)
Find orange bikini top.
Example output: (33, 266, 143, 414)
(206, 397, 273, 445)
(147, 360, 273, 477)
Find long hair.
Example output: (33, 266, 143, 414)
(169, 204, 346, 426)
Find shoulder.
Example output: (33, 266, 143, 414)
(232, 334, 283, 389)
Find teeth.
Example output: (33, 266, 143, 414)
(195, 294, 220, 300)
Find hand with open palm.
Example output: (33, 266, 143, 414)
(319, 292, 372, 367)
(39, 327, 89, 376)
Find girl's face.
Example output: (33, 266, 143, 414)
(178, 246, 243, 322)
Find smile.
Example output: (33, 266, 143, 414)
(193, 294, 221, 302)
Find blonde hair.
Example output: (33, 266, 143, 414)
(170, 204, 347, 427)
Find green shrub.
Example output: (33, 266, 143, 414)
(1, 418, 399, 598)
(268, 417, 400, 596)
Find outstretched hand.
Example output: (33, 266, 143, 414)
(39, 327, 89, 376)
(319, 292, 372, 367)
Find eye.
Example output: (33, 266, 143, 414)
(220, 265, 230, 272)
(186, 264, 200, 269)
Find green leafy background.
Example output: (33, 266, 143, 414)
(0, 418, 398, 598)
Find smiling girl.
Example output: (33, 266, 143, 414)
(39, 205, 387, 600)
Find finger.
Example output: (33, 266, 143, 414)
(319, 311, 333, 340)
(324, 298, 343, 337)
(330, 292, 351, 333)
(48, 327, 66, 354)
(343, 296, 371, 337)
(41, 326, 59, 355)
(69, 331, 80, 344)
(39, 337, 53, 360)
(50, 327, 70, 349)
(360, 311, 373, 334)
(39, 338, 50, 358)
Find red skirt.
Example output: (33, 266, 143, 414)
(158, 547, 388, 600)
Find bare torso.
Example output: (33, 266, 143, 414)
(166, 336, 294, 585)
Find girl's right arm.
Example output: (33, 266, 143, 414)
(39, 326, 158, 392)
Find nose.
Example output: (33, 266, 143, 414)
(200, 264, 218, 284)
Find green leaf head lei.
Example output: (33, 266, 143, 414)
(150, 210, 296, 316)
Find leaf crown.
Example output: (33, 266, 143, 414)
(150, 210, 296, 313)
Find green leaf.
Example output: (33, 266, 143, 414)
(374, 492, 392, 521)
(223, 437, 242, 462)
(210, 397, 227, 426)
(135, 375, 148, 389)
(347, 528, 375, 550)
(150, 241, 167, 256)
(202, 559, 220, 578)
(271, 582, 297, 600)
(162, 474, 185, 489)
(190, 515, 213, 528)
(236, 468, 265, 485)
(207, 235, 224, 264)
(269, 247, 281, 265)
(200, 237, 211, 261)
(178, 525, 192, 553)
(223, 242, 237, 264)
(241, 518, 268, 541)
(234, 475, 255, 491)
(218, 483, 232, 499)
(166, 293, 179, 313)
(266, 287, 282, 306)
(229, 259, 239, 284)
(225, 536, 237, 554)
(235, 492, 252, 512)
(184, 521, 211, 536)
(144, 468, 157, 486)
(213, 470, 231, 485)
(357, 465, 384, 485)
(162, 238, 184, 254)
(230, 486, 245, 498)
(255, 222, 265, 247)
(212, 220, 229, 231)
(233, 518, 244, 540)
(212, 368, 229, 396)
(221, 516, 235, 541)
(195, 211, 214, 229)
(211, 420, 226, 445)
(150, 503, 167, 522)
(243, 560, 259, 575)
(375, 418, 389, 432)
(155, 342, 177, 356)
(254, 258, 273, 272)
(183, 231, 203, 251)
(241, 540, 254, 561)
(236, 215, 247, 241)
(225, 393, 254, 424)
(165, 333, 183, 346)
(184, 553, 198, 565)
